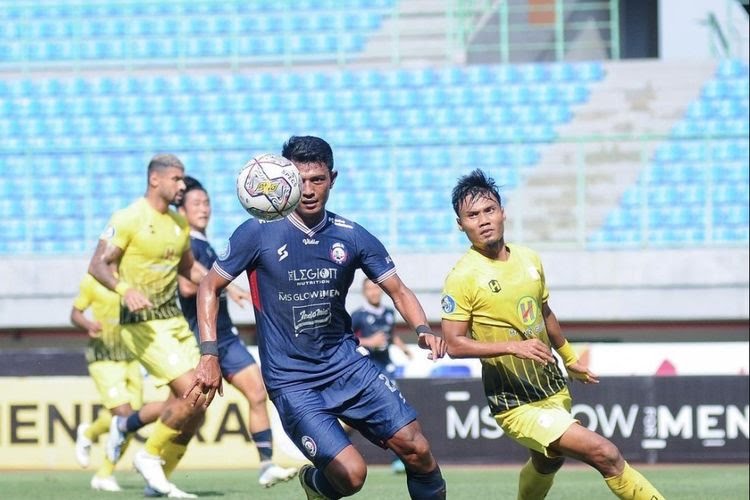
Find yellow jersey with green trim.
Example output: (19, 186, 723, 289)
(441, 244, 567, 413)
(73, 273, 131, 362)
(102, 197, 190, 324)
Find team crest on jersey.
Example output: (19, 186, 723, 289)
(100, 225, 115, 240)
(517, 296, 539, 326)
(301, 436, 317, 457)
(329, 242, 348, 265)
(218, 241, 230, 260)
(441, 295, 456, 314)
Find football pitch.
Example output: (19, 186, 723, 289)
(0, 464, 747, 499)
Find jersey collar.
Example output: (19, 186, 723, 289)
(189, 229, 208, 241)
(361, 301, 387, 316)
(288, 211, 329, 237)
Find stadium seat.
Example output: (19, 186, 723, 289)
(429, 364, 472, 378)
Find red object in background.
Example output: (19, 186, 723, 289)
(655, 359, 678, 376)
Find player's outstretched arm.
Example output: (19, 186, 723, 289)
(378, 274, 447, 360)
(543, 302, 599, 384)
(443, 318, 555, 365)
(184, 267, 230, 408)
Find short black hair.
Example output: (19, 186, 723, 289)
(281, 135, 334, 171)
(175, 175, 205, 207)
(147, 153, 184, 175)
(451, 169, 502, 216)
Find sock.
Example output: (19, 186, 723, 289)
(517, 459, 555, 500)
(86, 410, 113, 441)
(160, 442, 188, 478)
(604, 462, 665, 500)
(95, 457, 116, 478)
(304, 465, 342, 500)
(143, 419, 181, 457)
(406, 465, 446, 500)
(124, 412, 145, 433)
(251, 429, 274, 463)
(95, 435, 132, 477)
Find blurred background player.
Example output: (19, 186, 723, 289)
(188, 136, 448, 500)
(441, 169, 664, 500)
(351, 278, 412, 474)
(352, 278, 413, 377)
(70, 271, 165, 492)
(88, 153, 212, 498)
(175, 175, 297, 488)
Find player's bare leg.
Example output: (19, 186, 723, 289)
(552, 422, 664, 499)
(135, 371, 205, 496)
(230, 364, 297, 487)
(299, 445, 367, 499)
(387, 420, 446, 499)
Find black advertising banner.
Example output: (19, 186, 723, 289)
(350, 376, 749, 464)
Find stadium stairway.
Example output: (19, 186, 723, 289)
(504, 59, 717, 246)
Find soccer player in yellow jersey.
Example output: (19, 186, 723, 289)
(70, 272, 164, 492)
(88, 153, 210, 498)
(441, 169, 665, 500)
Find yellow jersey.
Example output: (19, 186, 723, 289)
(102, 197, 190, 324)
(73, 273, 131, 362)
(441, 243, 566, 413)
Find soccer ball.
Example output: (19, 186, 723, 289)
(236, 153, 302, 221)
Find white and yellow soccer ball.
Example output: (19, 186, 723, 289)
(236, 153, 302, 221)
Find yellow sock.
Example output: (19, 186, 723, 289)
(144, 420, 181, 457)
(85, 410, 113, 441)
(517, 459, 555, 500)
(605, 462, 665, 500)
(94, 434, 132, 477)
(160, 442, 188, 478)
(95, 458, 116, 478)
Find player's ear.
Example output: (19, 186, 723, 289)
(457, 218, 464, 231)
(330, 169, 337, 187)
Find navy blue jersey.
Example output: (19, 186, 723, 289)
(179, 231, 234, 338)
(351, 303, 396, 369)
(214, 211, 396, 398)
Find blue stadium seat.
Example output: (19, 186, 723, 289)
(430, 364, 472, 378)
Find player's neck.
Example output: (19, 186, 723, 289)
(144, 191, 170, 214)
(474, 239, 509, 261)
(296, 211, 326, 228)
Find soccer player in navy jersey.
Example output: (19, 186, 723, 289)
(186, 136, 448, 499)
(175, 176, 298, 488)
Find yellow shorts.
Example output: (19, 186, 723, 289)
(495, 387, 576, 457)
(88, 359, 144, 410)
(120, 316, 199, 386)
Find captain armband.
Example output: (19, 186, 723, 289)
(114, 281, 132, 296)
(556, 340, 579, 366)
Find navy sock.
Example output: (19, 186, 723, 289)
(406, 465, 446, 500)
(251, 429, 274, 462)
(124, 412, 144, 433)
(306, 466, 342, 500)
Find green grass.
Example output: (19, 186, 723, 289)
(0, 465, 747, 499)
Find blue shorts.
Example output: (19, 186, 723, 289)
(217, 333, 257, 380)
(272, 359, 418, 469)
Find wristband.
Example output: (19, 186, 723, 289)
(415, 324, 432, 336)
(199, 341, 219, 357)
(556, 340, 578, 366)
(114, 281, 132, 296)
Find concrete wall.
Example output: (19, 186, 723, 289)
(1, 247, 747, 329)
